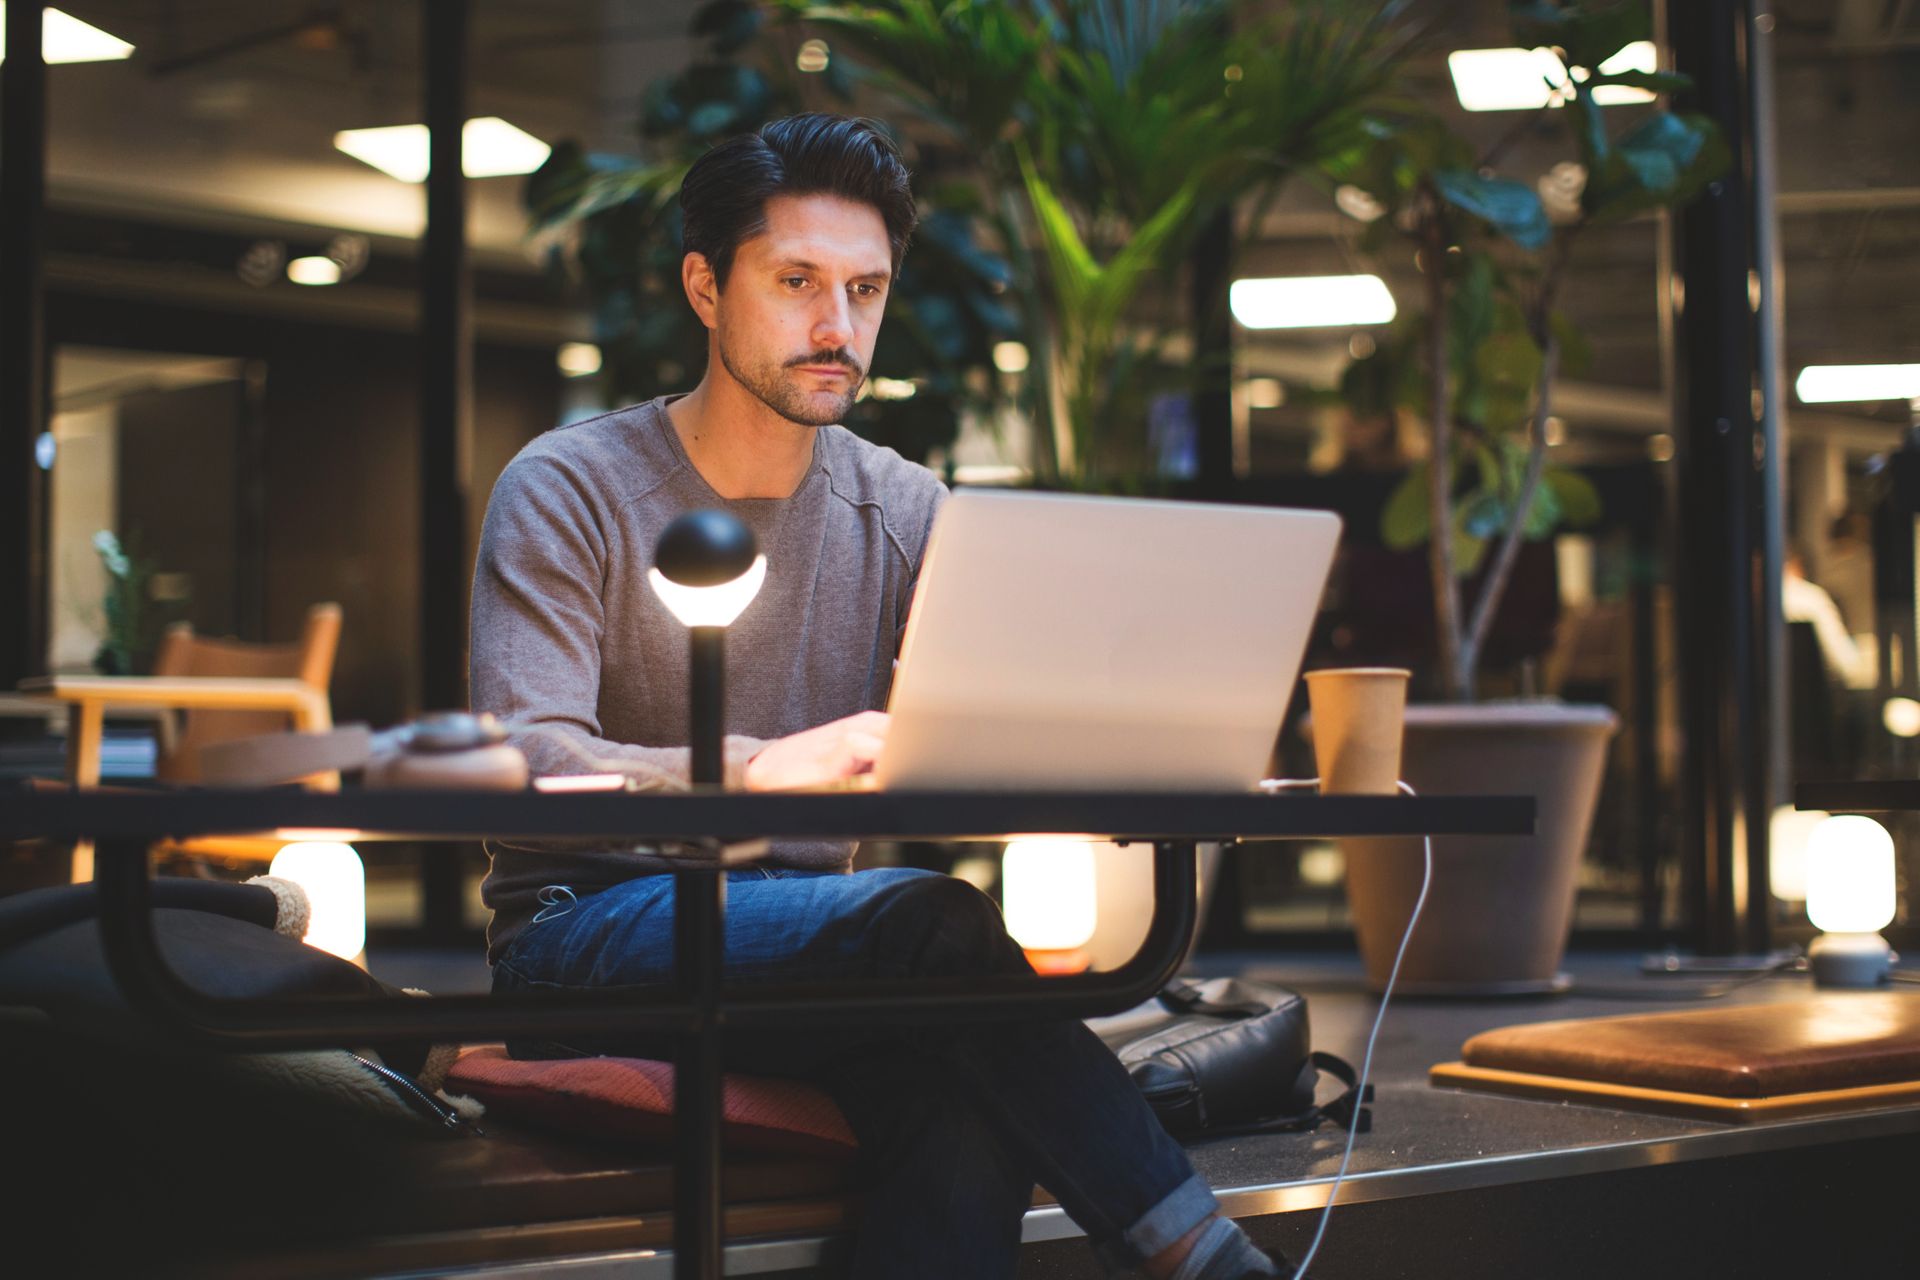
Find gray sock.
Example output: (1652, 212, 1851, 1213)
(1169, 1215, 1278, 1280)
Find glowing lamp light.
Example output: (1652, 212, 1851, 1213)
(333, 117, 551, 183)
(1447, 41, 1657, 112)
(557, 342, 602, 377)
(0, 5, 135, 64)
(286, 256, 342, 286)
(648, 555, 767, 628)
(1229, 275, 1396, 329)
(1001, 839, 1098, 953)
(1244, 377, 1285, 410)
(992, 341, 1031, 374)
(1885, 697, 1920, 738)
(1795, 364, 1920, 404)
(270, 842, 366, 961)
(1769, 805, 1828, 902)
(1805, 815, 1897, 987)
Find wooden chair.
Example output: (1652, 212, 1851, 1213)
(150, 604, 342, 783)
(23, 603, 343, 880)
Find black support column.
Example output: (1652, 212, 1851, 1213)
(1667, 0, 1775, 955)
(420, 0, 473, 715)
(1, 1, 48, 688)
(420, 0, 474, 943)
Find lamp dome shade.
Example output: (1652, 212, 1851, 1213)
(654, 510, 759, 587)
(1806, 815, 1897, 935)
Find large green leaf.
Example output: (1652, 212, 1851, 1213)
(1511, 1, 1650, 73)
(1590, 68, 1692, 96)
(1434, 170, 1553, 250)
(1545, 467, 1602, 525)
(1584, 111, 1729, 224)
(1381, 464, 1431, 550)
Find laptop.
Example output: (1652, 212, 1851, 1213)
(864, 489, 1341, 791)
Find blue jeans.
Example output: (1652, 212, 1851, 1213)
(492, 866, 1218, 1279)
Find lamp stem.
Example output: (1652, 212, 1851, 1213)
(689, 626, 725, 787)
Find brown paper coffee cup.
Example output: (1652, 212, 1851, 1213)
(1304, 667, 1411, 795)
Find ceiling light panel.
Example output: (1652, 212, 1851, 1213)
(0, 4, 135, 64)
(1230, 275, 1397, 329)
(333, 117, 551, 183)
(1795, 364, 1920, 403)
(1449, 40, 1658, 112)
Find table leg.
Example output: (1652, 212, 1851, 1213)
(673, 865, 725, 1280)
(67, 699, 104, 883)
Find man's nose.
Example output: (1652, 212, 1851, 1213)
(812, 289, 854, 350)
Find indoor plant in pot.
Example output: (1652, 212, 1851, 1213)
(797, 0, 1416, 963)
(1317, 0, 1727, 991)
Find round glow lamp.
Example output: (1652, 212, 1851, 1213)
(269, 841, 366, 962)
(649, 511, 765, 786)
(1002, 839, 1098, 972)
(1804, 815, 1897, 987)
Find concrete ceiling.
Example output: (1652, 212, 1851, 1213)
(31, 1, 1920, 456)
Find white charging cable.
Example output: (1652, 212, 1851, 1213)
(1257, 776, 1433, 1280)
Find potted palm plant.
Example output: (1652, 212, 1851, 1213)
(792, 0, 1416, 487)
(1318, 0, 1728, 990)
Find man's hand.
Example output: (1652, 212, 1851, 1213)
(743, 711, 890, 791)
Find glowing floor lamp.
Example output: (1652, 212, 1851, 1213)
(1003, 838, 1099, 973)
(269, 841, 366, 963)
(649, 508, 765, 1277)
(1805, 814, 1897, 988)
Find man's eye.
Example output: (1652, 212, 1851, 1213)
(782, 276, 808, 289)
(853, 283, 881, 298)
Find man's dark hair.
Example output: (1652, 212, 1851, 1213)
(679, 114, 916, 288)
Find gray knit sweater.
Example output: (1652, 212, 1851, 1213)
(469, 396, 946, 963)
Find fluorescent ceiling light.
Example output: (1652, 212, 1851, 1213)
(1230, 275, 1396, 329)
(333, 117, 551, 183)
(286, 256, 341, 286)
(1796, 364, 1920, 403)
(1448, 40, 1657, 112)
(0, 4, 135, 64)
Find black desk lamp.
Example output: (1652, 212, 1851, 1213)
(649, 508, 765, 1278)
(649, 510, 766, 784)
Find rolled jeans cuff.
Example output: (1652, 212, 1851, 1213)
(1115, 1171, 1220, 1267)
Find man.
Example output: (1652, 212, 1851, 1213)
(471, 114, 1287, 1280)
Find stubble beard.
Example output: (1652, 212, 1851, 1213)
(717, 330, 865, 429)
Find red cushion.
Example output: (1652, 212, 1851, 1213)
(447, 1047, 858, 1159)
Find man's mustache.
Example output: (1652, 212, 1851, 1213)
(786, 349, 865, 378)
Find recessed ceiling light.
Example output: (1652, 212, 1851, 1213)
(1795, 364, 1920, 403)
(333, 117, 552, 183)
(287, 256, 342, 286)
(796, 39, 830, 73)
(1229, 275, 1397, 329)
(0, 4, 134, 64)
(1448, 40, 1657, 112)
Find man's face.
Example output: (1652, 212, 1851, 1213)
(706, 193, 893, 428)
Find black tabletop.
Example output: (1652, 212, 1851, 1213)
(1, 786, 1535, 843)
(1795, 779, 1920, 813)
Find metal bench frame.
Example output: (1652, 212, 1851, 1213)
(6, 787, 1532, 1280)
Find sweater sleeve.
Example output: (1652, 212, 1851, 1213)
(469, 451, 767, 788)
